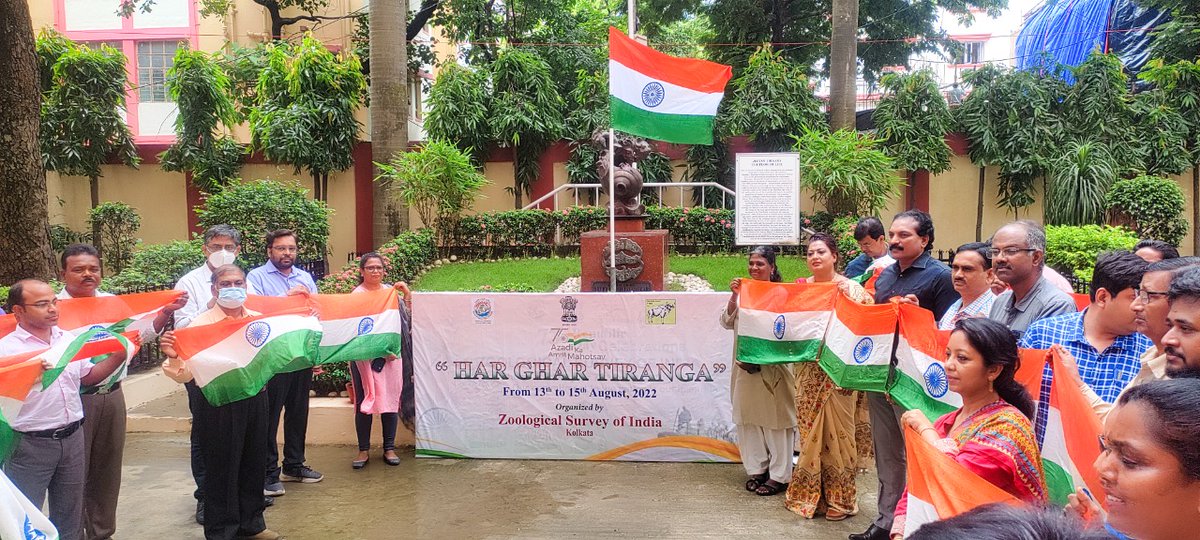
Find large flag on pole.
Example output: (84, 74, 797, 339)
(900, 424, 1020, 537)
(608, 27, 732, 145)
(735, 281, 837, 364)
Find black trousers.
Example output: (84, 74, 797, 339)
(194, 389, 269, 540)
(350, 361, 399, 452)
(265, 368, 312, 482)
(185, 381, 206, 501)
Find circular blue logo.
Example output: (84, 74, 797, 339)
(772, 315, 787, 340)
(85, 324, 111, 342)
(357, 316, 375, 336)
(924, 363, 949, 398)
(852, 337, 874, 364)
(245, 321, 271, 348)
(641, 82, 665, 108)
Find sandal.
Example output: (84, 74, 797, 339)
(754, 479, 788, 496)
(825, 509, 849, 521)
(745, 473, 769, 492)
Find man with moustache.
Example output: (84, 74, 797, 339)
(987, 220, 1076, 337)
(1159, 266, 1200, 379)
(58, 243, 184, 540)
(937, 242, 996, 329)
(1062, 257, 1200, 420)
(852, 210, 958, 540)
(247, 229, 323, 497)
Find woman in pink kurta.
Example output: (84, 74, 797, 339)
(350, 252, 412, 469)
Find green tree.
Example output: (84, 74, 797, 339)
(1062, 52, 1141, 177)
(192, 0, 439, 42)
(38, 35, 139, 250)
(425, 63, 492, 166)
(684, 141, 735, 208)
(1045, 141, 1119, 226)
(489, 48, 565, 208)
(873, 69, 953, 207)
(723, 46, 823, 152)
(564, 69, 609, 193)
(160, 47, 244, 193)
(376, 140, 490, 250)
(196, 179, 332, 267)
(1140, 60, 1200, 254)
(249, 36, 366, 202)
(793, 127, 899, 215)
(87, 202, 141, 274)
(1130, 88, 1192, 177)
(1106, 175, 1189, 246)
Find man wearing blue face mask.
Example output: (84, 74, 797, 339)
(173, 224, 259, 526)
(160, 265, 282, 540)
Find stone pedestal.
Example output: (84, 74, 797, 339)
(580, 217, 668, 292)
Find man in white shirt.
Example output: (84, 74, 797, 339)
(172, 224, 255, 525)
(56, 243, 184, 540)
(0, 280, 126, 540)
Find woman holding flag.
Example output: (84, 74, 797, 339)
(348, 252, 411, 470)
(891, 317, 1047, 537)
(720, 246, 797, 497)
(785, 233, 874, 520)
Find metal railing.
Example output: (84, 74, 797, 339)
(522, 182, 736, 211)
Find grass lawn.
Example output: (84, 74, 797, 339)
(413, 254, 810, 292)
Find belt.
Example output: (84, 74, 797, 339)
(22, 419, 84, 440)
(81, 381, 121, 395)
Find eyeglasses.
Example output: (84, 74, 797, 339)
(206, 243, 238, 252)
(363, 266, 386, 272)
(21, 299, 58, 309)
(271, 246, 299, 253)
(1134, 287, 1169, 302)
(988, 247, 1036, 258)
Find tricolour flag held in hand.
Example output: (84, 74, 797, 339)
(55, 290, 183, 335)
(851, 266, 884, 296)
(890, 304, 962, 420)
(0, 469, 58, 540)
(172, 309, 322, 406)
(1038, 348, 1106, 506)
(608, 27, 732, 145)
(818, 293, 897, 392)
(901, 424, 1020, 537)
(736, 281, 837, 365)
(314, 289, 402, 365)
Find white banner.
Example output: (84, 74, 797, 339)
(413, 292, 739, 461)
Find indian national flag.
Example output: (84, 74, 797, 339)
(56, 290, 183, 334)
(1038, 348, 1106, 506)
(608, 27, 732, 145)
(890, 304, 962, 420)
(172, 309, 322, 406)
(314, 289, 402, 364)
(0, 316, 13, 340)
(851, 266, 885, 296)
(0, 469, 58, 540)
(736, 280, 837, 365)
(901, 424, 1020, 537)
(818, 294, 896, 392)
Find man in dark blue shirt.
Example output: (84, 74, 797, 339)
(844, 217, 894, 278)
(852, 209, 958, 540)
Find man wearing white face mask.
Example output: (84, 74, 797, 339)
(172, 224, 261, 525)
(160, 265, 281, 540)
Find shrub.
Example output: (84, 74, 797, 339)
(1105, 175, 1188, 246)
(87, 202, 141, 274)
(1045, 225, 1139, 281)
(793, 127, 899, 215)
(50, 223, 90, 255)
(376, 140, 490, 250)
(312, 362, 350, 396)
(645, 207, 736, 252)
(196, 179, 332, 267)
(830, 215, 862, 263)
(105, 239, 205, 291)
(319, 229, 437, 293)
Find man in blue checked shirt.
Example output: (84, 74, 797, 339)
(1019, 250, 1153, 443)
(246, 229, 324, 499)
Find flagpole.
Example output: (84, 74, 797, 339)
(608, 128, 618, 293)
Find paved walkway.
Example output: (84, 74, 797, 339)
(118, 433, 880, 539)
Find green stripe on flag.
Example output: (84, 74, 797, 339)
(200, 330, 321, 406)
(610, 97, 716, 145)
(736, 336, 822, 364)
(888, 372, 958, 421)
(1042, 459, 1075, 506)
(817, 347, 891, 392)
(319, 333, 402, 365)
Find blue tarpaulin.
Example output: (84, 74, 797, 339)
(1015, 0, 1167, 82)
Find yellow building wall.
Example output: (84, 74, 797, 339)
(46, 167, 191, 247)
(236, 164, 358, 265)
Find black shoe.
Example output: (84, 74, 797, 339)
(849, 524, 888, 540)
(263, 496, 275, 508)
(195, 500, 205, 526)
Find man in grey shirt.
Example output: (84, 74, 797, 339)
(988, 220, 1077, 336)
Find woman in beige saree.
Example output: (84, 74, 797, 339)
(785, 233, 872, 520)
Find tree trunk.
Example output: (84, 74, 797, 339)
(0, 0, 55, 281)
(371, 0, 410, 247)
(312, 171, 323, 202)
(1193, 164, 1199, 256)
(513, 142, 524, 209)
(976, 165, 985, 241)
(828, 0, 858, 131)
(90, 175, 102, 256)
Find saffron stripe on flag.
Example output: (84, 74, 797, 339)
(1040, 348, 1107, 506)
(890, 304, 962, 420)
(818, 295, 897, 392)
(607, 27, 731, 93)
